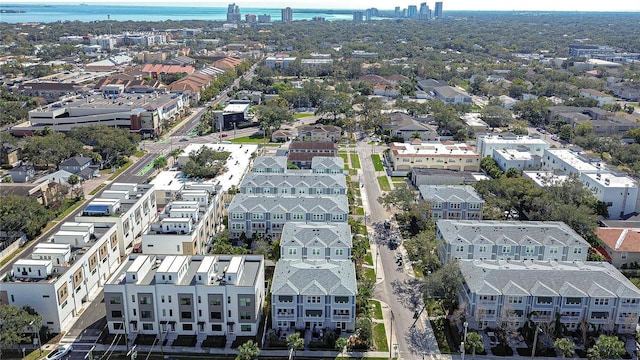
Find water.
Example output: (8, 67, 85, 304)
(0, 3, 355, 23)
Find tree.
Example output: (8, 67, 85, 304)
(0, 195, 54, 240)
(465, 332, 485, 359)
(354, 317, 373, 348)
(377, 185, 417, 212)
(236, 340, 260, 360)
(423, 261, 464, 312)
(286, 332, 305, 359)
(67, 174, 80, 187)
(479, 105, 513, 129)
(181, 148, 230, 179)
(152, 156, 168, 170)
(554, 338, 575, 359)
(335, 337, 348, 359)
(587, 335, 625, 360)
(0, 305, 42, 355)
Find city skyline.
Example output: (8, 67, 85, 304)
(3, 0, 639, 12)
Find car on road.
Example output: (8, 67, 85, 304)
(221, 133, 228, 137)
(551, 135, 559, 141)
(46, 344, 72, 360)
(179, 137, 189, 142)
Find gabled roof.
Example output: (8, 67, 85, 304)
(596, 227, 640, 253)
(59, 156, 92, 168)
(418, 185, 483, 203)
(459, 260, 640, 300)
(252, 156, 287, 171)
(437, 220, 590, 248)
(311, 156, 344, 170)
(271, 259, 357, 296)
(227, 194, 349, 214)
(240, 173, 346, 190)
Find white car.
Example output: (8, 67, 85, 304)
(46, 344, 73, 360)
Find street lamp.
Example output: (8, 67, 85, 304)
(461, 321, 468, 360)
(389, 310, 394, 360)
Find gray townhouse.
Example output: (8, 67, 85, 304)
(226, 194, 349, 239)
(437, 220, 590, 264)
(459, 259, 640, 334)
(239, 173, 346, 195)
(252, 156, 287, 174)
(418, 185, 484, 220)
(271, 222, 356, 332)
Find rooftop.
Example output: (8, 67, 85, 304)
(597, 227, 640, 253)
(228, 194, 349, 214)
(459, 259, 640, 298)
(437, 220, 590, 247)
(240, 172, 346, 190)
(271, 259, 357, 296)
(582, 172, 637, 188)
(494, 148, 536, 161)
(280, 222, 352, 248)
(418, 185, 484, 203)
(545, 149, 604, 173)
(390, 141, 477, 157)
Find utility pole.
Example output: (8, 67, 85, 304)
(531, 325, 542, 359)
(389, 310, 394, 360)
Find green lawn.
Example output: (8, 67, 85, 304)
(89, 183, 107, 195)
(373, 323, 389, 352)
(371, 154, 384, 171)
(364, 268, 376, 282)
(350, 153, 361, 169)
(352, 207, 365, 216)
(364, 253, 373, 266)
(107, 160, 133, 181)
(230, 136, 274, 144)
(378, 176, 391, 191)
(294, 112, 314, 118)
(369, 300, 383, 320)
(339, 152, 348, 164)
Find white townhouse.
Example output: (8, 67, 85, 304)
(437, 220, 590, 264)
(226, 194, 349, 239)
(278, 222, 352, 261)
(104, 254, 265, 343)
(0, 223, 121, 333)
(459, 260, 640, 334)
(252, 156, 287, 173)
(141, 189, 217, 255)
(311, 157, 344, 174)
(76, 183, 157, 256)
(418, 185, 484, 220)
(239, 173, 347, 195)
(476, 134, 549, 158)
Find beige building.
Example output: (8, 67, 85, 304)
(387, 141, 480, 176)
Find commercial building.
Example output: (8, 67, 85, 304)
(387, 141, 480, 176)
(0, 223, 121, 333)
(436, 220, 590, 263)
(419, 185, 484, 220)
(104, 254, 265, 342)
(459, 260, 640, 333)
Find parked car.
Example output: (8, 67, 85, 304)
(487, 331, 498, 347)
(46, 344, 72, 360)
(221, 133, 228, 137)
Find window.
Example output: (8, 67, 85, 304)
(181, 311, 192, 319)
(574, 248, 582, 254)
(312, 214, 324, 221)
(143, 323, 153, 331)
(549, 247, 559, 254)
(212, 324, 222, 331)
(450, 203, 461, 209)
(183, 324, 193, 331)
(537, 297, 553, 305)
(525, 246, 535, 254)
(139, 296, 151, 305)
(240, 311, 251, 320)
(335, 249, 344, 256)
(432, 202, 442, 209)
(456, 245, 465, 252)
(180, 297, 191, 306)
(252, 213, 264, 220)
(335, 296, 349, 304)
(312, 248, 321, 255)
(502, 246, 511, 254)
(478, 246, 487, 253)
(565, 297, 581, 305)
(141, 310, 152, 319)
(307, 296, 321, 303)
(331, 214, 344, 221)
(288, 248, 297, 255)
(272, 213, 284, 220)
(110, 296, 122, 305)
(594, 298, 609, 306)
(211, 312, 222, 319)
(278, 295, 293, 303)
(168, 296, 172, 303)
(292, 213, 305, 220)
(131, 295, 136, 303)
(231, 213, 244, 219)
(621, 252, 628, 260)
(241, 325, 252, 332)
(239, 298, 252, 307)
(210, 298, 221, 306)
(507, 296, 523, 304)
(111, 310, 123, 318)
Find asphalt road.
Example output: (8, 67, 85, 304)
(355, 141, 432, 360)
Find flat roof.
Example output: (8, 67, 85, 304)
(523, 171, 569, 187)
(545, 149, 602, 172)
(582, 173, 636, 188)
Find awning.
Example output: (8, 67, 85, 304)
(129, 320, 138, 324)
(159, 320, 168, 325)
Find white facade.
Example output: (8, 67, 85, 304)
(581, 172, 639, 219)
(104, 255, 265, 342)
(0, 224, 121, 333)
(476, 134, 549, 158)
(492, 148, 540, 172)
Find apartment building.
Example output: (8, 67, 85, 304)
(278, 222, 352, 261)
(226, 194, 349, 239)
(104, 254, 265, 342)
(75, 183, 157, 256)
(436, 220, 590, 264)
(252, 156, 287, 173)
(311, 157, 344, 174)
(140, 189, 217, 256)
(387, 141, 480, 176)
(596, 227, 640, 269)
(297, 124, 342, 143)
(0, 222, 121, 333)
(459, 260, 640, 334)
(419, 185, 484, 220)
(287, 142, 339, 169)
(476, 134, 549, 158)
(239, 173, 346, 195)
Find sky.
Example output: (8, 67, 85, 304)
(5, 0, 640, 11)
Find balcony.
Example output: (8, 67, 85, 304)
(304, 310, 323, 318)
(332, 314, 352, 321)
(276, 313, 296, 319)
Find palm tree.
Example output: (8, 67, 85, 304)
(554, 338, 575, 359)
(335, 337, 348, 360)
(236, 340, 260, 360)
(286, 332, 304, 359)
(465, 332, 484, 359)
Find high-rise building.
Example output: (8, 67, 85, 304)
(353, 11, 364, 21)
(245, 14, 256, 23)
(226, 3, 241, 22)
(394, 6, 401, 16)
(281, 7, 293, 22)
(434, 1, 443, 18)
(257, 14, 271, 22)
(407, 5, 418, 18)
(419, 2, 431, 18)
